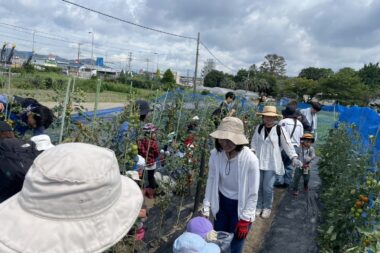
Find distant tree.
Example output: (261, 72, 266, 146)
(318, 68, 369, 105)
(204, 70, 224, 87)
(161, 69, 176, 84)
(234, 69, 249, 83)
(298, 67, 334, 81)
(281, 77, 318, 98)
(202, 59, 216, 79)
(221, 73, 236, 89)
(154, 69, 161, 80)
(259, 54, 287, 77)
(358, 62, 380, 90)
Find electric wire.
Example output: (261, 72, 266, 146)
(62, 0, 197, 40)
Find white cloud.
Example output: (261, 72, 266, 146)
(1, 0, 380, 76)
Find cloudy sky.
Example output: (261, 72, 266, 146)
(0, 0, 379, 76)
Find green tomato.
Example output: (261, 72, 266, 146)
(357, 208, 363, 213)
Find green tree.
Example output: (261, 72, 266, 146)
(161, 69, 176, 84)
(155, 69, 161, 80)
(318, 68, 369, 105)
(234, 69, 248, 83)
(204, 70, 225, 87)
(259, 54, 287, 77)
(281, 77, 318, 98)
(298, 67, 334, 81)
(358, 62, 380, 91)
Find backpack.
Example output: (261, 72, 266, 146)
(0, 138, 41, 203)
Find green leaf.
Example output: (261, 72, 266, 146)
(330, 232, 337, 241)
(327, 226, 334, 235)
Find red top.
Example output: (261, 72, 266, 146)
(137, 138, 159, 166)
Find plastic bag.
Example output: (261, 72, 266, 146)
(206, 231, 234, 253)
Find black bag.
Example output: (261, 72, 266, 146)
(0, 138, 40, 203)
(258, 124, 292, 166)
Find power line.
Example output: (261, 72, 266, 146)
(200, 41, 234, 72)
(62, 0, 197, 40)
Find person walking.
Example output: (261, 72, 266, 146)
(292, 133, 316, 196)
(251, 106, 302, 219)
(202, 117, 260, 253)
(300, 101, 322, 138)
(274, 103, 304, 188)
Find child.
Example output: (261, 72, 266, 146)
(137, 123, 159, 198)
(292, 133, 316, 196)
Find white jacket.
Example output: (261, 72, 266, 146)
(251, 125, 297, 175)
(300, 108, 317, 133)
(279, 118, 304, 147)
(202, 147, 260, 222)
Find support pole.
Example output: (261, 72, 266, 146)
(193, 32, 200, 95)
(59, 78, 72, 143)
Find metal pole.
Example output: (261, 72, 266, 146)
(193, 32, 200, 95)
(32, 31, 35, 52)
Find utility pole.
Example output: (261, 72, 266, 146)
(146, 58, 150, 73)
(77, 43, 81, 64)
(193, 32, 200, 95)
(128, 52, 132, 74)
(32, 31, 36, 52)
(187, 69, 190, 86)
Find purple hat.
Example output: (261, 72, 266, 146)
(186, 217, 213, 239)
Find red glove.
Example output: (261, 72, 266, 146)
(235, 219, 251, 239)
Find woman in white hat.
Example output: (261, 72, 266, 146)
(251, 106, 302, 219)
(202, 117, 260, 253)
(0, 143, 143, 253)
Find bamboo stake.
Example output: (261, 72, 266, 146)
(59, 78, 72, 143)
(93, 79, 101, 122)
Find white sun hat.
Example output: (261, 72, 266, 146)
(0, 143, 143, 253)
(30, 134, 55, 151)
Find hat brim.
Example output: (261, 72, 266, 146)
(210, 130, 248, 145)
(256, 112, 283, 118)
(0, 176, 143, 253)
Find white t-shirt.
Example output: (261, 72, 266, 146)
(218, 155, 239, 200)
(279, 118, 304, 147)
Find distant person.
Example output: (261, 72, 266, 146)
(300, 101, 322, 138)
(0, 143, 143, 253)
(292, 133, 316, 196)
(202, 117, 260, 253)
(251, 106, 302, 219)
(212, 92, 237, 127)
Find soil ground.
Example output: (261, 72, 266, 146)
(244, 188, 287, 252)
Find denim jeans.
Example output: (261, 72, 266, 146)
(257, 170, 276, 210)
(214, 192, 250, 253)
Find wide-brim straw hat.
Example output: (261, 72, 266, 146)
(256, 105, 283, 118)
(210, 117, 248, 145)
(0, 143, 143, 253)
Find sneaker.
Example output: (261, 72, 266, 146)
(304, 185, 309, 192)
(255, 209, 262, 216)
(292, 190, 299, 196)
(262, 209, 271, 219)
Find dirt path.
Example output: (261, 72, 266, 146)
(244, 188, 287, 252)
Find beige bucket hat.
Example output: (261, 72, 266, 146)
(256, 105, 283, 118)
(210, 117, 248, 145)
(0, 143, 143, 253)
